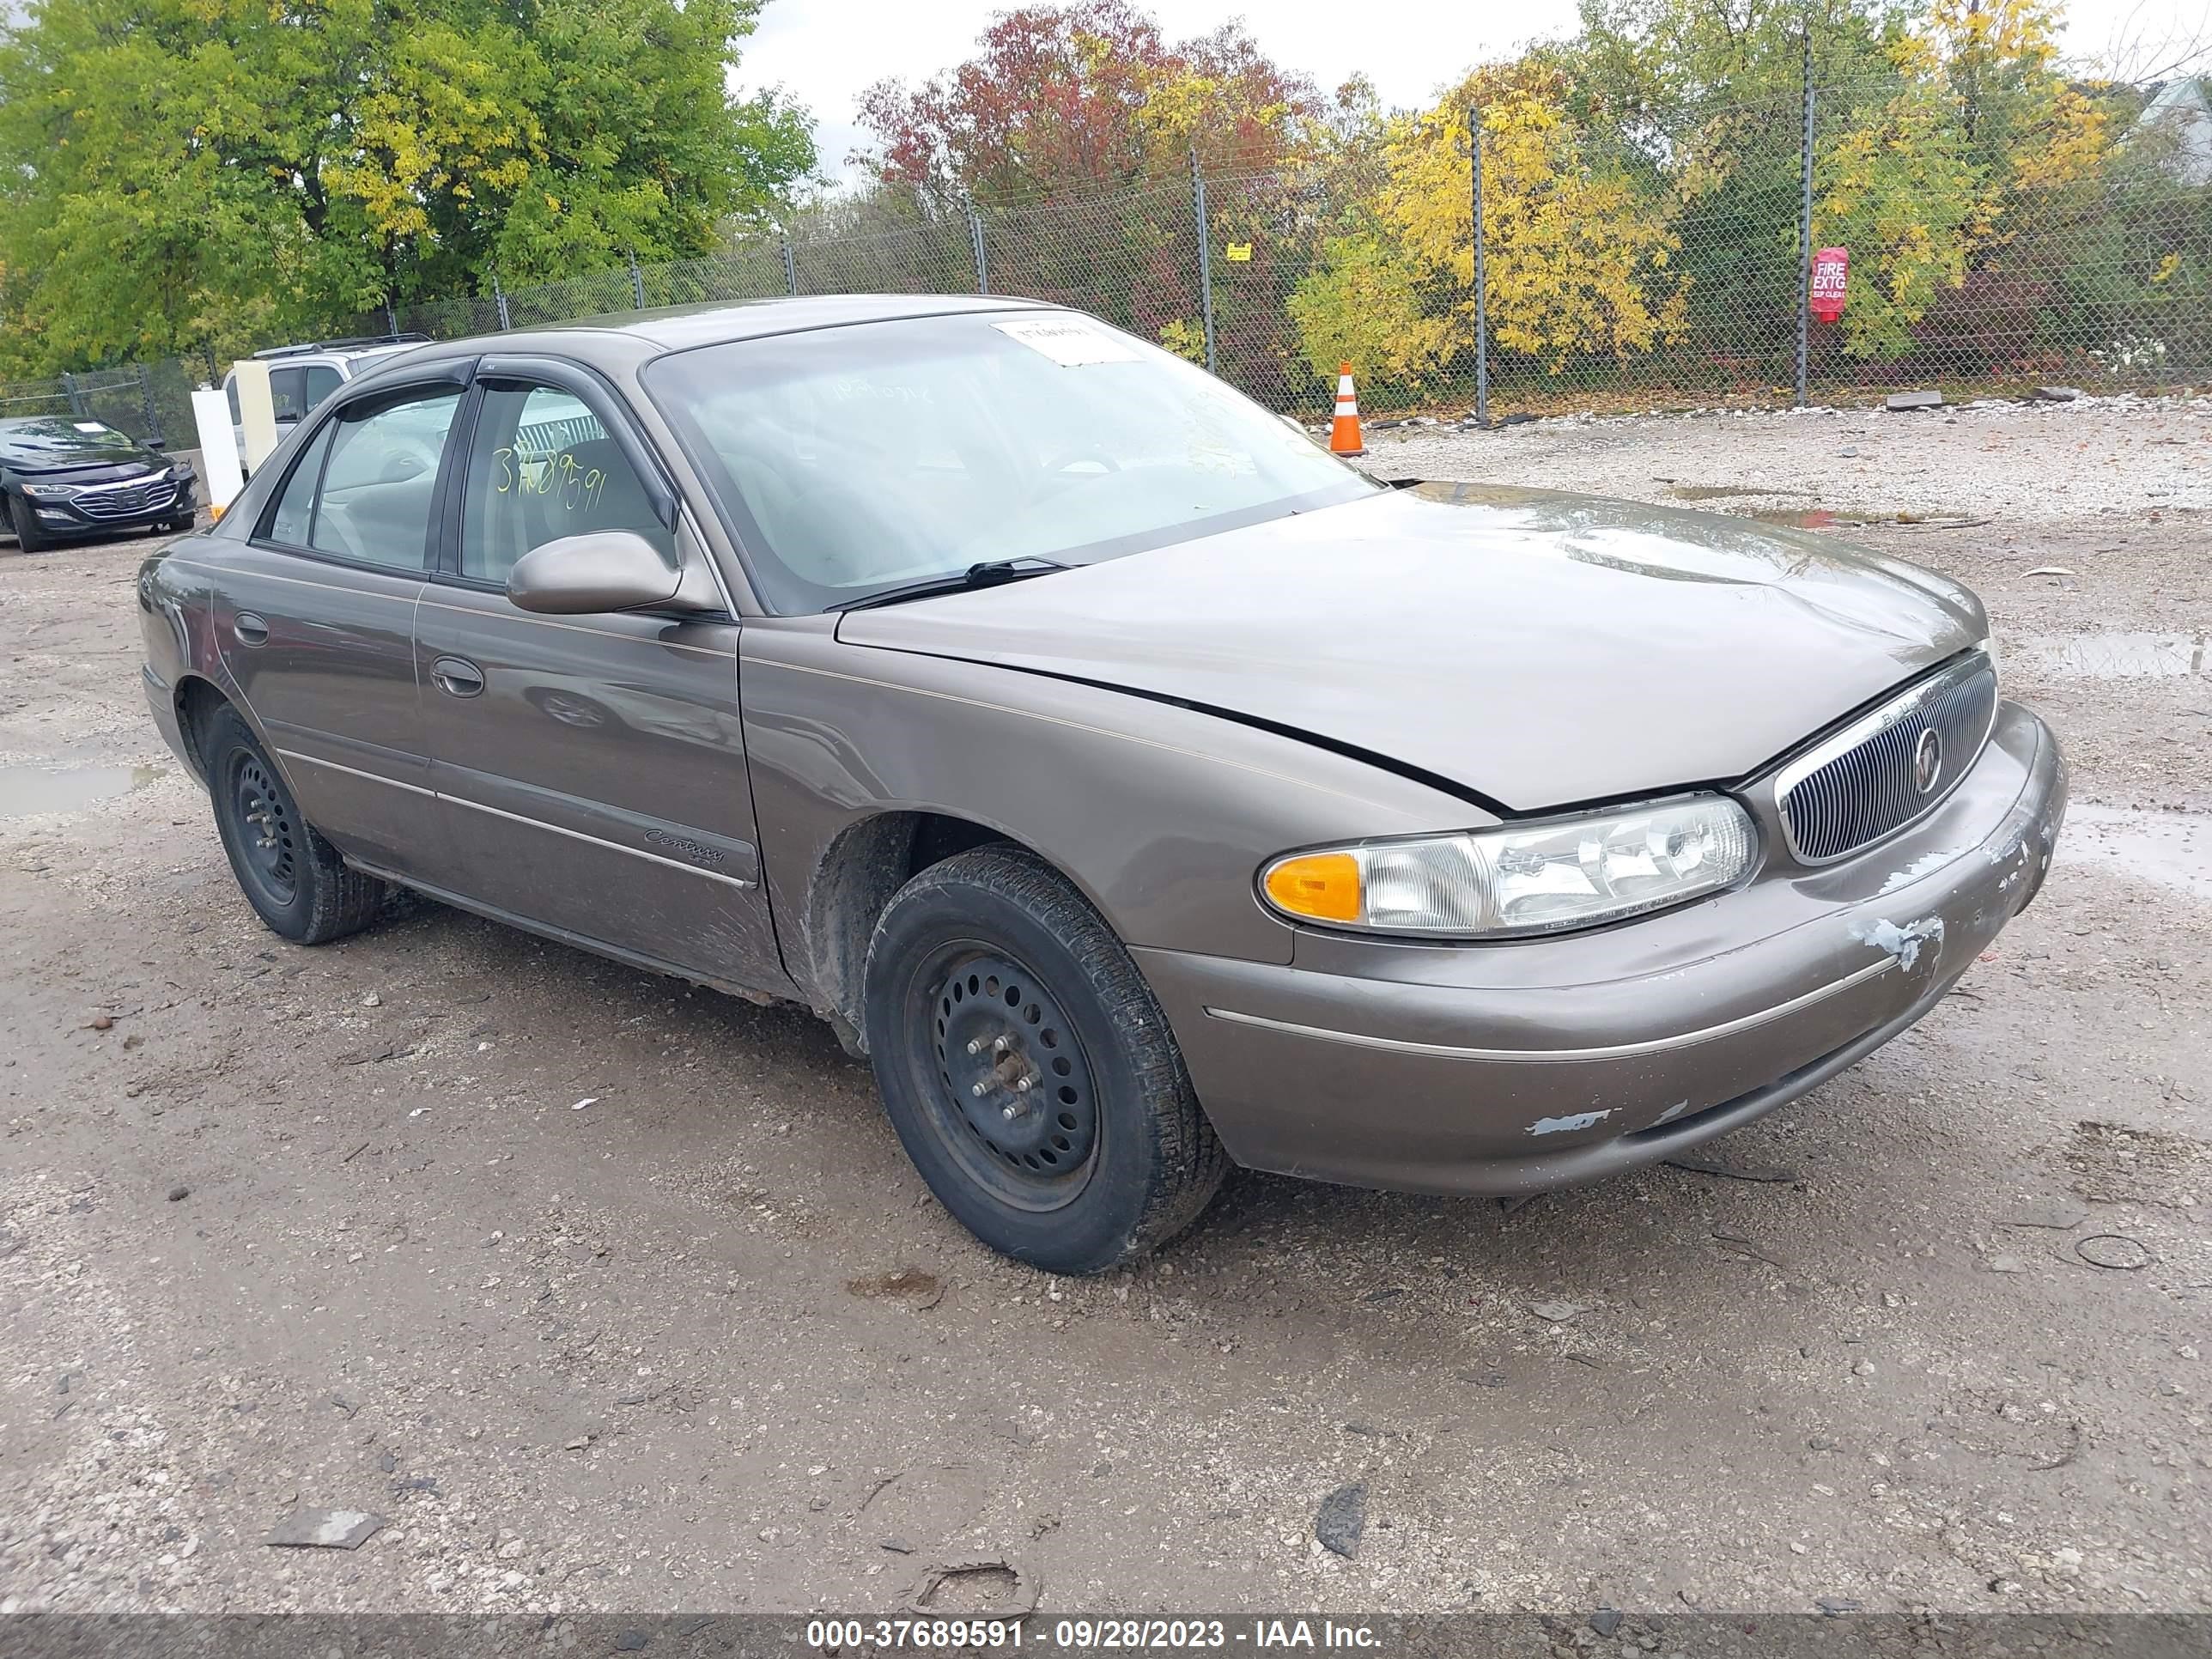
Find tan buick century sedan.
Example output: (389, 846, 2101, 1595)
(137, 297, 2067, 1273)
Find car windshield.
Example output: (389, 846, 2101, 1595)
(642, 311, 1376, 613)
(0, 417, 135, 457)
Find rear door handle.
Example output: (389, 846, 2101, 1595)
(430, 656, 484, 698)
(233, 612, 269, 647)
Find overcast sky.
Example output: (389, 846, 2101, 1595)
(738, 0, 2212, 185)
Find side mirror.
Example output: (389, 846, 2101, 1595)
(507, 531, 684, 615)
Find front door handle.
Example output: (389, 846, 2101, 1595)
(234, 612, 269, 647)
(430, 656, 484, 698)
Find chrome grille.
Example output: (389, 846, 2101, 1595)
(74, 478, 178, 520)
(1776, 653, 1998, 863)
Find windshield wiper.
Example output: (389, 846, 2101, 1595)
(833, 557, 1073, 611)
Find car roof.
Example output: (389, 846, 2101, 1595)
(359, 294, 1065, 374)
(577, 293, 1057, 350)
(321, 295, 1078, 400)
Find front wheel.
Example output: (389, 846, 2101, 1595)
(9, 492, 56, 553)
(862, 844, 1227, 1274)
(203, 706, 387, 944)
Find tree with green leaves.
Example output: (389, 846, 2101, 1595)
(0, 0, 814, 372)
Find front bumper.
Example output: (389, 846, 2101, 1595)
(24, 473, 193, 535)
(1136, 700, 2066, 1196)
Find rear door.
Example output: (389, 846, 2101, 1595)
(210, 371, 468, 879)
(411, 356, 786, 993)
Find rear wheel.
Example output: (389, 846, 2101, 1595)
(862, 844, 1227, 1274)
(202, 707, 386, 944)
(9, 492, 56, 553)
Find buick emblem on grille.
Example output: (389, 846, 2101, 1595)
(1776, 656, 1996, 863)
(1911, 726, 1943, 794)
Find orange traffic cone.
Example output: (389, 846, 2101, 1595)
(1329, 362, 1364, 456)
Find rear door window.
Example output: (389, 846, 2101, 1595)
(303, 365, 343, 411)
(266, 421, 336, 547)
(301, 391, 462, 572)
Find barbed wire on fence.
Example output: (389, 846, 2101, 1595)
(9, 71, 2205, 450)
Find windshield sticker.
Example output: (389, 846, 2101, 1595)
(73, 422, 106, 434)
(992, 317, 1141, 367)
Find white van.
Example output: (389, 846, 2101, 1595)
(222, 336, 429, 474)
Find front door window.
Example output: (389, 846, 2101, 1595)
(459, 384, 675, 584)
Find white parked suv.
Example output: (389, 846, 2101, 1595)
(222, 335, 429, 473)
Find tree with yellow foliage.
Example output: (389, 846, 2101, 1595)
(1812, 81, 1984, 358)
(1291, 63, 1685, 396)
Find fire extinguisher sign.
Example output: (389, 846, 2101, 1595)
(1810, 246, 1849, 322)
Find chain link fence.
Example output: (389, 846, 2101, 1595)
(11, 73, 2206, 442)
(0, 362, 200, 448)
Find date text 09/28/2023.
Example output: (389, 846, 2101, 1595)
(805, 1618, 1382, 1650)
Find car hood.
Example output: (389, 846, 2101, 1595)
(836, 482, 1987, 812)
(1, 444, 164, 480)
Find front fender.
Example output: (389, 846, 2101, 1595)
(738, 619, 1487, 989)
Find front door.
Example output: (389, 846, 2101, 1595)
(211, 380, 465, 879)
(412, 368, 785, 993)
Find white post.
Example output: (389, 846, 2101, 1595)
(232, 358, 280, 473)
(191, 386, 246, 515)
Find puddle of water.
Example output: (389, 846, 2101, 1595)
(1667, 485, 1984, 531)
(2064, 805, 2212, 902)
(1753, 507, 1874, 529)
(1671, 483, 1814, 502)
(0, 763, 162, 819)
(2009, 631, 2207, 680)
(1747, 506, 1987, 530)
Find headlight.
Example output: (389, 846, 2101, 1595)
(20, 482, 79, 499)
(1260, 795, 1759, 938)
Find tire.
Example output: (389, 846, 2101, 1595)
(862, 844, 1228, 1274)
(9, 492, 56, 553)
(201, 706, 386, 944)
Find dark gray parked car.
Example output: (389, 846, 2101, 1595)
(3, 416, 198, 550)
(137, 296, 2066, 1273)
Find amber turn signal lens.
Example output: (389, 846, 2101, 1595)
(1262, 852, 1363, 922)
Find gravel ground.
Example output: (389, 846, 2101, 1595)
(1370, 391, 2212, 528)
(2, 398, 2208, 1621)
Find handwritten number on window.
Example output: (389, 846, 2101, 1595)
(492, 446, 606, 513)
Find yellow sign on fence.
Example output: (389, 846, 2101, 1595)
(1224, 242, 1252, 262)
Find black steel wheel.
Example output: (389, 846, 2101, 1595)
(228, 750, 301, 910)
(202, 705, 386, 944)
(863, 843, 1228, 1273)
(924, 947, 1102, 1210)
